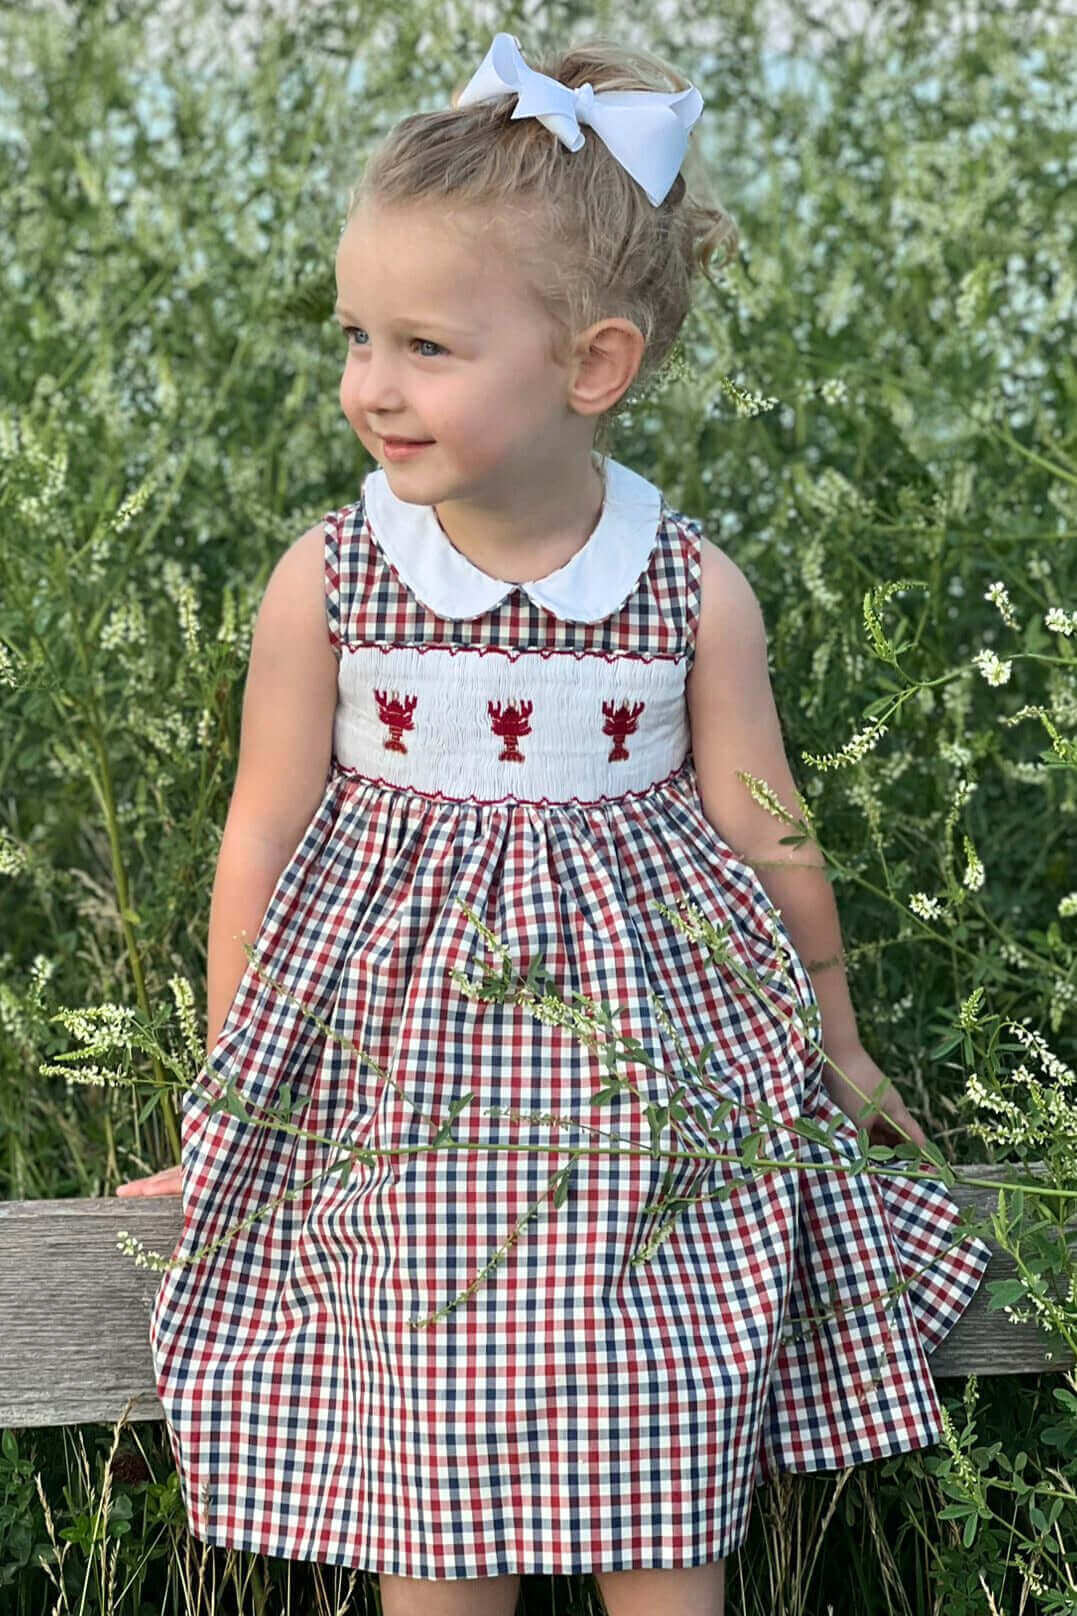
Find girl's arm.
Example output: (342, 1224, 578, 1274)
(685, 540, 930, 1149)
(685, 539, 860, 1063)
(115, 522, 339, 1195)
(205, 522, 340, 1052)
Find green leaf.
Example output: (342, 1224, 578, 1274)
(645, 1103, 668, 1150)
(222, 1084, 251, 1121)
(985, 1278, 1027, 1308)
(135, 1088, 163, 1127)
(790, 1115, 831, 1143)
(431, 1092, 474, 1147)
(917, 1139, 956, 1184)
(891, 1143, 924, 1161)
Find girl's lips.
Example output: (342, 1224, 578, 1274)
(380, 436, 433, 462)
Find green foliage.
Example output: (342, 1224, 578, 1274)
(1, 0, 1076, 1611)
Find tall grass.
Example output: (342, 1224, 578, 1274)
(1, 0, 1075, 1610)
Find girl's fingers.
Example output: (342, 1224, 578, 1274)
(116, 1166, 183, 1196)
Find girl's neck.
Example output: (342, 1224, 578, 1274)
(432, 450, 606, 586)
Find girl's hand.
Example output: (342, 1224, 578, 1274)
(821, 1045, 929, 1152)
(115, 1165, 183, 1196)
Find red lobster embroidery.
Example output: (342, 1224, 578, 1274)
(488, 699, 533, 763)
(374, 689, 418, 753)
(602, 699, 645, 762)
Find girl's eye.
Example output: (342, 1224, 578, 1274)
(341, 326, 445, 358)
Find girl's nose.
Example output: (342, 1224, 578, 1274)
(353, 351, 405, 413)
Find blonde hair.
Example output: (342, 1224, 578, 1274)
(346, 35, 740, 456)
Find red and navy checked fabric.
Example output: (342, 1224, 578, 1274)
(149, 491, 993, 1579)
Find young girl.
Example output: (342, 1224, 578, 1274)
(118, 33, 993, 1615)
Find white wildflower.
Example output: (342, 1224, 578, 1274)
(0, 983, 30, 1046)
(29, 956, 55, 992)
(1004, 760, 1050, 784)
(0, 406, 19, 461)
(708, 375, 780, 419)
(133, 711, 193, 754)
(984, 580, 1019, 629)
(37, 1061, 115, 1088)
(1050, 683, 1077, 728)
(909, 892, 942, 921)
(958, 987, 985, 1030)
(48, 1002, 139, 1050)
(110, 475, 156, 535)
(1058, 893, 1077, 919)
(802, 717, 888, 772)
(176, 589, 200, 655)
(942, 673, 973, 724)
(217, 586, 238, 646)
(0, 829, 28, 878)
(963, 1072, 1024, 1123)
(115, 1228, 176, 1272)
(1009, 1020, 1076, 1086)
(1045, 606, 1076, 637)
(169, 976, 204, 1074)
(938, 739, 973, 769)
(962, 836, 985, 891)
(162, 560, 202, 654)
(1049, 979, 1076, 1032)
(0, 640, 19, 689)
(973, 648, 1012, 686)
(819, 377, 848, 405)
(799, 534, 843, 611)
(804, 465, 870, 520)
(952, 777, 977, 809)
(99, 597, 148, 653)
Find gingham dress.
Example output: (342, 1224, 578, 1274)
(149, 453, 993, 1579)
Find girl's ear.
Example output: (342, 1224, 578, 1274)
(567, 318, 645, 417)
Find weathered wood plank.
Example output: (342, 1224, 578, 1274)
(0, 1165, 1072, 1429)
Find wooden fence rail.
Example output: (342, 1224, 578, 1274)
(0, 1164, 1073, 1430)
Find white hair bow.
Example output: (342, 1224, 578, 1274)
(456, 33, 704, 208)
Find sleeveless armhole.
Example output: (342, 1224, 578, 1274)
(679, 516, 705, 674)
(323, 508, 343, 660)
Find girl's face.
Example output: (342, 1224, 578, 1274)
(334, 199, 587, 509)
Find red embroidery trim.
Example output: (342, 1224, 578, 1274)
(373, 688, 418, 753)
(602, 698, 645, 762)
(339, 641, 685, 665)
(328, 754, 693, 809)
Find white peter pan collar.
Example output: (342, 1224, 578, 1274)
(361, 452, 664, 623)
